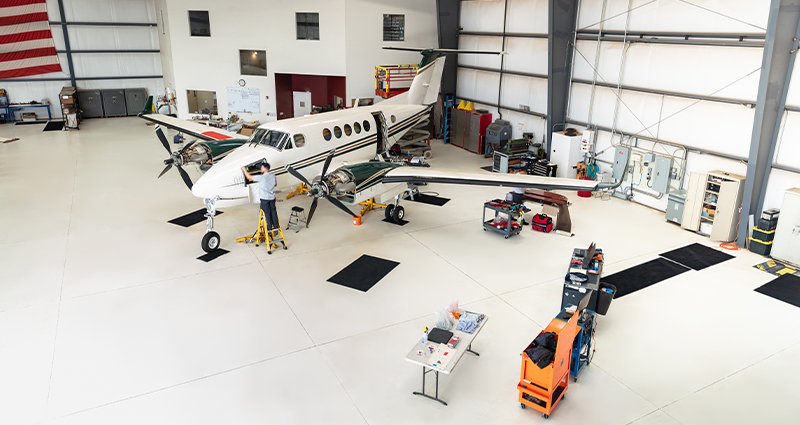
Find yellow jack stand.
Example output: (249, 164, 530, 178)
(236, 210, 288, 255)
(356, 198, 390, 224)
(285, 183, 310, 200)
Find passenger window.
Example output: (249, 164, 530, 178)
(323, 128, 331, 141)
(334, 126, 342, 138)
(363, 120, 371, 132)
(294, 134, 306, 147)
(344, 124, 352, 136)
(354, 122, 361, 134)
(390, 115, 396, 123)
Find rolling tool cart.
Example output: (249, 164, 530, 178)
(518, 305, 579, 419)
(482, 200, 528, 239)
(562, 245, 605, 312)
(570, 309, 596, 381)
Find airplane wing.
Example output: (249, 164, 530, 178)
(140, 114, 245, 142)
(380, 167, 599, 191)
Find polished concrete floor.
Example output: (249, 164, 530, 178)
(1, 117, 798, 425)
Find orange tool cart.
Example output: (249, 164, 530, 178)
(517, 306, 580, 419)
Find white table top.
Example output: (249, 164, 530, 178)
(404, 311, 488, 375)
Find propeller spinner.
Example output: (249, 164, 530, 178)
(285, 149, 354, 226)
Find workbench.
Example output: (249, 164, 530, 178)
(7, 103, 52, 122)
(404, 311, 487, 406)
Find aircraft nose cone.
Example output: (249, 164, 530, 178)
(191, 174, 211, 199)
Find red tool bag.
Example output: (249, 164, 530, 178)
(531, 213, 553, 233)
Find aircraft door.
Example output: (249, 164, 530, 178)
(372, 111, 388, 154)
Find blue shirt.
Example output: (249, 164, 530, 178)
(253, 172, 276, 200)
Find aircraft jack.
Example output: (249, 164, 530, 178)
(285, 183, 310, 200)
(357, 197, 406, 224)
(236, 210, 288, 255)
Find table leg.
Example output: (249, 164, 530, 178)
(467, 342, 480, 356)
(412, 367, 447, 406)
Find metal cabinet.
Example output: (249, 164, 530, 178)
(681, 170, 745, 242)
(771, 188, 800, 266)
(101, 89, 127, 117)
(124, 88, 147, 116)
(77, 90, 104, 118)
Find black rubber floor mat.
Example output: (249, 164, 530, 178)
(659, 243, 734, 271)
(480, 166, 494, 172)
(43, 121, 64, 131)
(327, 254, 400, 292)
(755, 274, 800, 308)
(14, 121, 47, 125)
(381, 217, 408, 226)
(409, 194, 450, 206)
(602, 258, 691, 298)
(197, 249, 230, 262)
(168, 208, 223, 227)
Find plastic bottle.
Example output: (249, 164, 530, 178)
(422, 326, 428, 344)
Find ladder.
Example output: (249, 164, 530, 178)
(236, 210, 288, 255)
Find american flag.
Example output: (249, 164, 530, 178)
(0, 0, 62, 79)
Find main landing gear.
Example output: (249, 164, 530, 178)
(201, 197, 220, 252)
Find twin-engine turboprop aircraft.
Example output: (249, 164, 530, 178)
(142, 48, 609, 252)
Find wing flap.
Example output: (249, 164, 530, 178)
(140, 114, 243, 142)
(381, 168, 599, 191)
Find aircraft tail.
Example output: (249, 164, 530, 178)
(139, 96, 154, 116)
(382, 56, 446, 107)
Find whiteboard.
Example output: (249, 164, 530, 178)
(226, 87, 261, 113)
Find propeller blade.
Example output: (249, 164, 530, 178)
(286, 165, 312, 186)
(326, 196, 355, 218)
(158, 163, 172, 178)
(321, 149, 336, 176)
(155, 126, 171, 154)
(306, 197, 318, 227)
(176, 165, 193, 190)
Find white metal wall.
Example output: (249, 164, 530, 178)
(2, 0, 163, 119)
(456, 0, 800, 211)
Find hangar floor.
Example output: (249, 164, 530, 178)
(1, 117, 798, 425)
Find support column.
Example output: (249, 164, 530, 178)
(738, 0, 800, 246)
(547, 0, 579, 153)
(56, 0, 77, 87)
(436, 0, 461, 96)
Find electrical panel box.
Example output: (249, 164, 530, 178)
(612, 147, 630, 180)
(653, 155, 672, 193)
(643, 153, 656, 165)
(580, 130, 594, 153)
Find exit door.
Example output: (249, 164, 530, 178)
(372, 111, 388, 153)
(293, 91, 312, 117)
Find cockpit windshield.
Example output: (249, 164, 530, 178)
(249, 129, 288, 150)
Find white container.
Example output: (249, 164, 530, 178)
(699, 222, 713, 235)
(550, 131, 583, 179)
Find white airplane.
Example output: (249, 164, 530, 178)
(142, 48, 609, 252)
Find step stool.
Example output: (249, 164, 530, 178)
(286, 206, 307, 233)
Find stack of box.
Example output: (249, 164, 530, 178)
(750, 208, 780, 255)
(60, 86, 79, 129)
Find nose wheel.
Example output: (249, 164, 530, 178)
(201, 231, 220, 252)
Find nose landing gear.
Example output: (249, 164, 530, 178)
(201, 197, 221, 252)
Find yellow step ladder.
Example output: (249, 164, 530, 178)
(236, 210, 288, 255)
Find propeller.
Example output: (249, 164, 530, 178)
(155, 126, 193, 190)
(285, 149, 354, 226)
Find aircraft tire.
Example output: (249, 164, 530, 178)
(392, 205, 405, 223)
(201, 231, 220, 252)
(385, 205, 394, 220)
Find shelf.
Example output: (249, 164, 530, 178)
(703, 202, 717, 207)
(700, 217, 714, 222)
(705, 189, 719, 194)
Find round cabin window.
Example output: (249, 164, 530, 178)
(334, 126, 342, 138)
(353, 122, 361, 134)
(363, 120, 371, 132)
(344, 124, 352, 136)
(323, 128, 331, 141)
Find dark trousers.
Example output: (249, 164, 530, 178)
(511, 192, 524, 204)
(260, 199, 279, 230)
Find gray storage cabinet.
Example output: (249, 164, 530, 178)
(102, 89, 127, 117)
(124, 88, 147, 116)
(77, 90, 104, 118)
